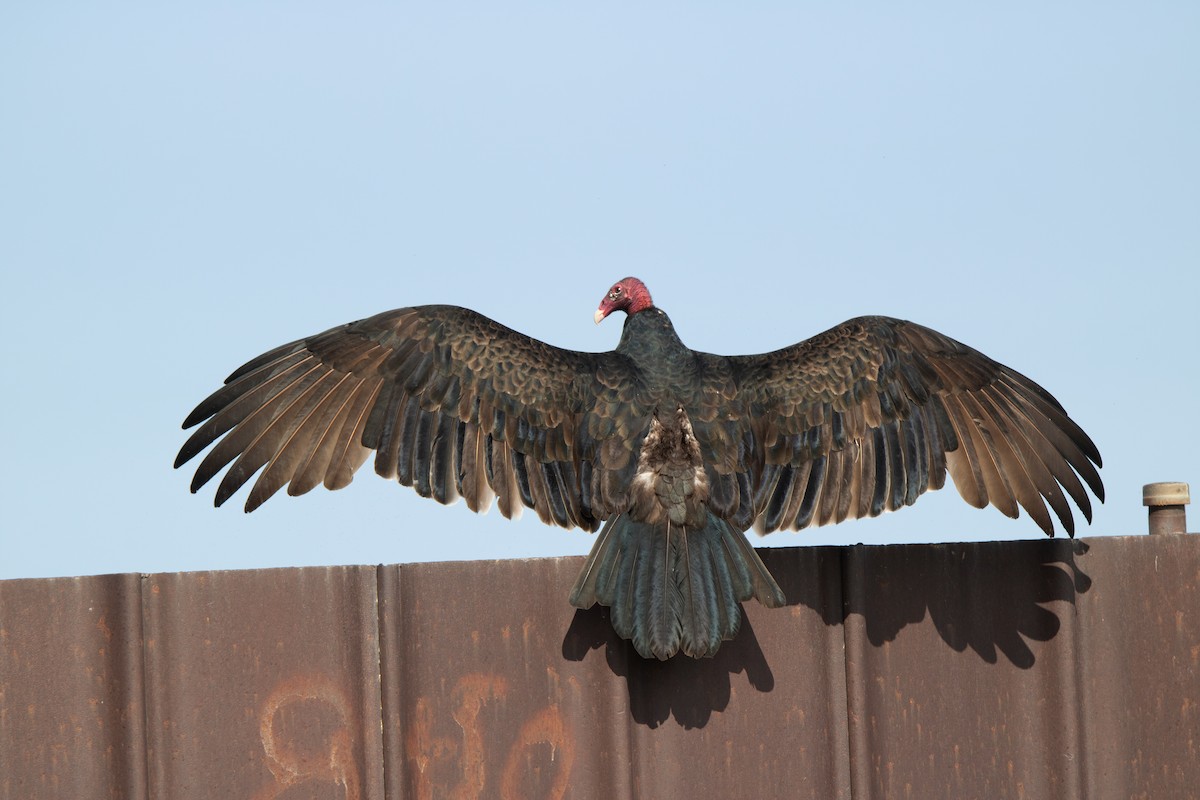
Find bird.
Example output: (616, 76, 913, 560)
(176, 277, 1103, 660)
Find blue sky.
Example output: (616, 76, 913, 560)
(2, 3, 1196, 580)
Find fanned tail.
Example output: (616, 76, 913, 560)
(569, 512, 786, 659)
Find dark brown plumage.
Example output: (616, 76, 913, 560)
(177, 277, 1103, 659)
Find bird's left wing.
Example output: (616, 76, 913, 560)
(176, 305, 643, 530)
(712, 316, 1103, 536)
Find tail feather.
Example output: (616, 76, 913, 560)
(720, 524, 788, 608)
(679, 528, 710, 647)
(702, 533, 737, 638)
(570, 512, 786, 660)
(646, 521, 681, 658)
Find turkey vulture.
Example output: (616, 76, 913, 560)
(177, 277, 1103, 660)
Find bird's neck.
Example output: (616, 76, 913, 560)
(616, 307, 690, 367)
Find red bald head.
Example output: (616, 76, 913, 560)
(594, 277, 654, 324)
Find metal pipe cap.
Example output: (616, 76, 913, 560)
(1143, 482, 1191, 506)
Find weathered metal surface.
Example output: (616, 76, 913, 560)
(382, 551, 851, 799)
(140, 566, 384, 799)
(842, 539, 1094, 799)
(1069, 535, 1199, 800)
(1, 535, 1197, 799)
(0, 573, 146, 800)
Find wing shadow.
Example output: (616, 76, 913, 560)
(765, 537, 1092, 669)
(562, 538, 1092, 727)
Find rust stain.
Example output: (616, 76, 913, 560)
(499, 705, 575, 800)
(405, 696, 457, 800)
(405, 673, 510, 800)
(450, 673, 509, 800)
(252, 673, 360, 800)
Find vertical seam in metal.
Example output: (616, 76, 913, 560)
(839, 546, 861, 800)
(137, 573, 153, 800)
(374, 563, 388, 800)
(1069, 544, 1092, 800)
(376, 564, 393, 800)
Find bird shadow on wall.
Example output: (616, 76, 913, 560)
(562, 537, 1092, 729)
(561, 606, 775, 730)
(774, 537, 1093, 668)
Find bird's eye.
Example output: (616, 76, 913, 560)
(611, 286, 623, 297)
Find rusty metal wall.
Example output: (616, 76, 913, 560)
(1, 535, 1197, 799)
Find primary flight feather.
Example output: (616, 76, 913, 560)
(177, 277, 1103, 660)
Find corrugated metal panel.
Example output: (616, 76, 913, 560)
(0, 573, 146, 800)
(1, 535, 1197, 799)
(1072, 535, 1199, 800)
(140, 567, 384, 799)
(843, 540, 1092, 799)
(834, 536, 1199, 800)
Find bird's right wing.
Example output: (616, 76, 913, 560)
(176, 305, 649, 530)
(720, 316, 1103, 536)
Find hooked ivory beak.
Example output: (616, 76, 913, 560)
(594, 308, 606, 324)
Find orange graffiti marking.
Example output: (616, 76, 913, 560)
(405, 696, 457, 800)
(252, 674, 360, 800)
(449, 673, 509, 800)
(407, 673, 575, 799)
(500, 706, 575, 800)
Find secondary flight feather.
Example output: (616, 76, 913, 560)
(177, 278, 1103, 659)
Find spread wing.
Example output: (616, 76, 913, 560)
(718, 316, 1103, 536)
(176, 305, 651, 530)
